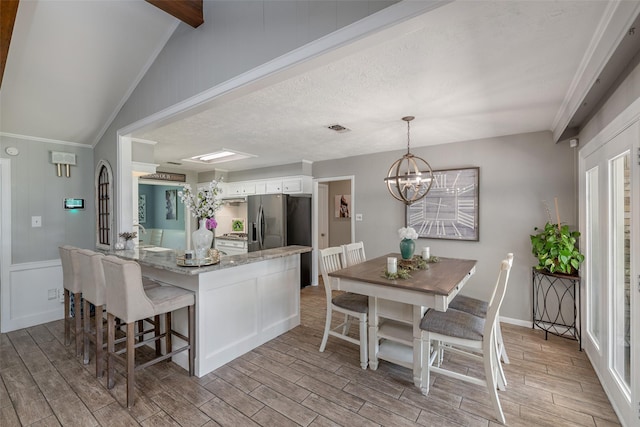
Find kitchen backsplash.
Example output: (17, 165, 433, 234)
(215, 204, 247, 236)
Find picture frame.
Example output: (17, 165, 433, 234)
(165, 189, 177, 220)
(138, 195, 146, 224)
(335, 194, 351, 218)
(406, 167, 479, 241)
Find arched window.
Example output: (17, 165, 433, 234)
(95, 160, 113, 249)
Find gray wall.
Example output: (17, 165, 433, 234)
(0, 135, 95, 263)
(313, 131, 577, 322)
(94, 1, 395, 229)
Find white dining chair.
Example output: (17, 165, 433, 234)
(448, 253, 513, 386)
(341, 241, 366, 267)
(319, 246, 368, 369)
(418, 254, 513, 424)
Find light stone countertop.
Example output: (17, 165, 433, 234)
(103, 245, 312, 276)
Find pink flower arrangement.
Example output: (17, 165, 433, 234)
(206, 218, 218, 230)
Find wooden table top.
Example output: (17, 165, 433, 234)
(329, 254, 477, 296)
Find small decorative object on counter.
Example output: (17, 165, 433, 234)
(398, 226, 418, 260)
(192, 219, 213, 259)
(179, 180, 223, 259)
(387, 257, 397, 274)
(421, 246, 430, 260)
(118, 231, 137, 250)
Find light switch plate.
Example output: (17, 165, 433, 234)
(32, 216, 42, 227)
(355, 214, 363, 221)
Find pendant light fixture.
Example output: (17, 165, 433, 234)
(384, 116, 434, 205)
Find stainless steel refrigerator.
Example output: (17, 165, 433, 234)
(248, 193, 312, 287)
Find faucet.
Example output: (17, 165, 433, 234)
(134, 223, 146, 234)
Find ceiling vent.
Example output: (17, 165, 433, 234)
(327, 124, 350, 133)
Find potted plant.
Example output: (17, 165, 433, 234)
(530, 222, 584, 276)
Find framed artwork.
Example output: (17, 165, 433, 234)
(165, 189, 177, 220)
(335, 194, 351, 218)
(406, 167, 479, 241)
(138, 195, 146, 224)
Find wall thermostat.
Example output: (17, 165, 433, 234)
(64, 198, 85, 210)
(5, 147, 19, 156)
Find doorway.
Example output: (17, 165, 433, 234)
(580, 119, 638, 426)
(312, 176, 355, 286)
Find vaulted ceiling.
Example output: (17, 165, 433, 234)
(1, 1, 639, 173)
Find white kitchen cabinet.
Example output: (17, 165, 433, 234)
(226, 182, 256, 195)
(265, 180, 282, 193)
(223, 175, 312, 196)
(283, 176, 312, 194)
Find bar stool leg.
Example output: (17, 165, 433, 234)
(83, 299, 91, 365)
(154, 315, 161, 356)
(64, 289, 71, 345)
(107, 313, 116, 389)
(73, 292, 83, 356)
(165, 312, 172, 359)
(126, 322, 135, 408)
(188, 305, 195, 376)
(137, 320, 144, 343)
(95, 305, 104, 378)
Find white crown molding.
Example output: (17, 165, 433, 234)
(552, 1, 640, 142)
(0, 132, 88, 148)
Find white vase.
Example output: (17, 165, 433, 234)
(125, 239, 135, 250)
(192, 218, 213, 259)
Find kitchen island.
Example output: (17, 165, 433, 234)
(108, 245, 311, 377)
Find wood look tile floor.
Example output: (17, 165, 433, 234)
(0, 282, 621, 426)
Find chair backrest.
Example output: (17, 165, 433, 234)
(483, 253, 514, 341)
(319, 247, 344, 302)
(74, 249, 106, 306)
(342, 241, 366, 267)
(59, 245, 82, 293)
(101, 255, 155, 323)
(149, 229, 163, 247)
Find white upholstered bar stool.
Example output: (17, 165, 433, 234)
(319, 247, 368, 369)
(418, 255, 513, 424)
(448, 253, 514, 386)
(59, 245, 83, 356)
(74, 248, 108, 377)
(341, 241, 366, 267)
(101, 255, 195, 407)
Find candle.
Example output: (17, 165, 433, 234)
(422, 247, 430, 259)
(387, 257, 397, 274)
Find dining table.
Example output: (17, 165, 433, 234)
(329, 253, 477, 388)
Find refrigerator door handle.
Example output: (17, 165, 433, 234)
(257, 205, 264, 249)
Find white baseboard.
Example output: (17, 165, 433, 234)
(499, 315, 532, 328)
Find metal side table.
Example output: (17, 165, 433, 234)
(532, 268, 581, 350)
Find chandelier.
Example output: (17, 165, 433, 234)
(383, 116, 434, 205)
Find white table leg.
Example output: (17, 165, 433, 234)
(368, 295, 379, 370)
(412, 305, 426, 388)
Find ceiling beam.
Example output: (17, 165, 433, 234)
(145, 0, 203, 28)
(0, 0, 19, 88)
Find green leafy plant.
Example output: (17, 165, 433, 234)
(530, 222, 584, 275)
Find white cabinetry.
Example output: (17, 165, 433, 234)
(283, 176, 312, 194)
(226, 182, 256, 195)
(265, 180, 282, 193)
(223, 176, 312, 196)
